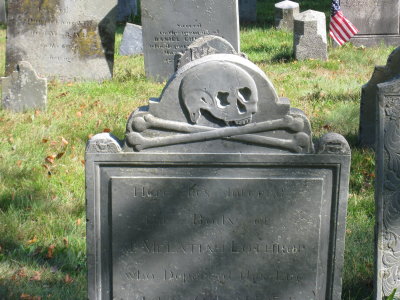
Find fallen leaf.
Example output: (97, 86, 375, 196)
(76, 111, 82, 117)
(45, 155, 56, 164)
(64, 274, 74, 283)
(88, 134, 94, 139)
(46, 244, 55, 259)
(30, 271, 41, 281)
(34, 110, 41, 116)
(96, 119, 102, 127)
(76, 218, 82, 226)
(67, 82, 74, 87)
(63, 237, 68, 247)
(103, 128, 111, 133)
(27, 236, 38, 245)
(8, 137, 14, 143)
(56, 91, 69, 98)
(50, 141, 57, 146)
(17, 160, 22, 168)
(56, 152, 65, 159)
(81, 160, 85, 166)
(42, 138, 48, 143)
(42, 164, 50, 171)
(61, 137, 69, 146)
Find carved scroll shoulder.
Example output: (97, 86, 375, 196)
(86, 133, 122, 154)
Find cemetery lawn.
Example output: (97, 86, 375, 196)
(0, 4, 394, 300)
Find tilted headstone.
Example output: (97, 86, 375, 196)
(119, 23, 143, 56)
(6, 0, 117, 81)
(0, 0, 6, 24)
(359, 47, 400, 148)
(294, 10, 327, 61)
(275, 0, 300, 31)
(341, 0, 400, 47)
(86, 53, 351, 299)
(239, 0, 257, 23)
(175, 35, 240, 71)
(375, 77, 400, 299)
(141, 0, 240, 82)
(2, 61, 47, 112)
(117, 0, 138, 22)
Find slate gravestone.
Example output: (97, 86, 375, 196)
(6, 0, 117, 81)
(0, 0, 6, 24)
(86, 50, 351, 299)
(2, 61, 47, 112)
(376, 77, 400, 299)
(294, 10, 327, 61)
(117, 0, 137, 22)
(141, 0, 240, 82)
(275, 0, 300, 31)
(341, 0, 400, 46)
(359, 47, 400, 148)
(119, 23, 143, 56)
(239, 0, 256, 23)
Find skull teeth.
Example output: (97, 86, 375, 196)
(234, 117, 251, 126)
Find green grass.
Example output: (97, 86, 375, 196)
(0, 2, 395, 299)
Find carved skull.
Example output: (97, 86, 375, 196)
(180, 61, 258, 125)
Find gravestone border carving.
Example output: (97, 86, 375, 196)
(375, 77, 400, 299)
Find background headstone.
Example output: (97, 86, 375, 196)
(275, 0, 300, 31)
(2, 61, 47, 112)
(141, 0, 240, 82)
(176, 35, 240, 70)
(341, 0, 400, 46)
(6, 0, 117, 81)
(119, 23, 143, 56)
(239, 0, 257, 23)
(117, 0, 138, 22)
(86, 53, 351, 299)
(359, 47, 400, 148)
(0, 0, 6, 24)
(375, 77, 400, 299)
(293, 10, 327, 61)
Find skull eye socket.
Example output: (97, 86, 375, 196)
(237, 99, 247, 114)
(239, 87, 252, 102)
(216, 92, 230, 107)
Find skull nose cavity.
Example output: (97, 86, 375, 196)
(237, 99, 247, 114)
(216, 92, 230, 108)
(238, 87, 251, 102)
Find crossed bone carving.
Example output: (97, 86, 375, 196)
(126, 113, 310, 152)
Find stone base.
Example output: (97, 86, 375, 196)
(349, 35, 400, 47)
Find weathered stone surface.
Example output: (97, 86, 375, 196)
(119, 23, 143, 56)
(359, 47, 400, 147)
(239, 0, 257, 22)
(375, 77, 400, 299)
(117, 0, 137, 22)
(176, 35, 240, 70)
(6, 0, 117, 81)
(275, 0, 299, 31)
(0, 0, 6, 24)
(141, 0, 240, 82)
(293, 10, 327, 61)
(86, 53, 351, 299)
(2, 61, 47, 112)
(341, 0, 400, 46)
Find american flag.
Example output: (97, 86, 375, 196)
(329, 0, 359, 46)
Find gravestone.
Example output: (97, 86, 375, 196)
(141, 0, 240, 82)
(0, 0, 6, 24)
(375, 77, 400, 299)
(239, 0, 257, 23)
(359, 47, 400, 148)
(176, 35, 240, 71)
(294, 10, 327, 61)
(6, 0, 117, 81)
(341, 0, 400, 46)
(2, 61, 47, 112)
(119, 23, 143, 56)
(275, 0, 300, 31)
(86, 53, 351, 299)
(117, 0, 138, 22)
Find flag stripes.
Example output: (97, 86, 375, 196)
(329, 1, 359, 46)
